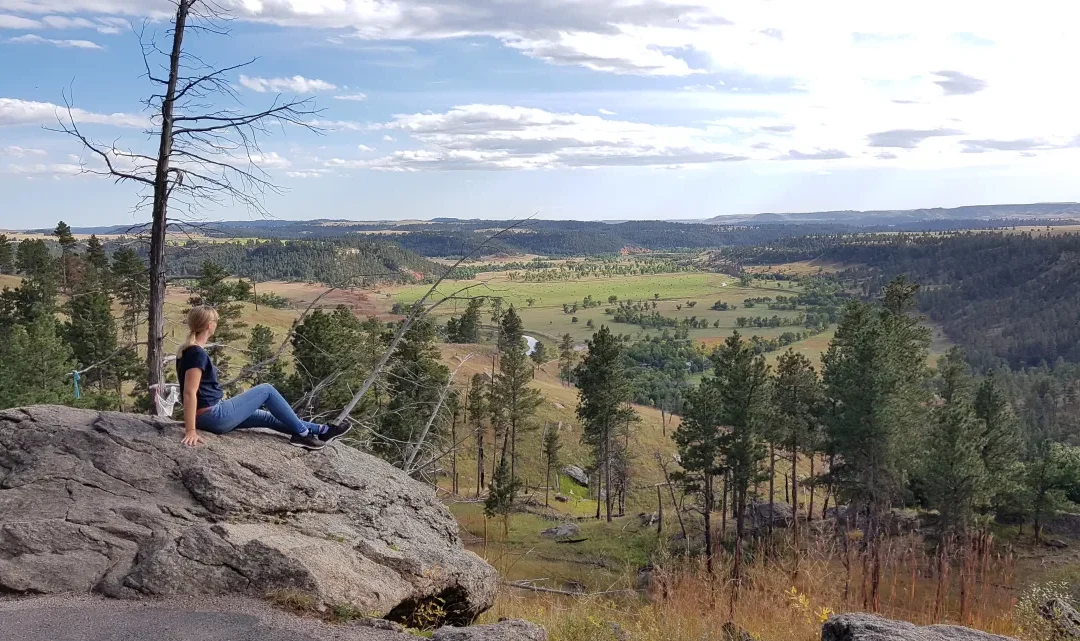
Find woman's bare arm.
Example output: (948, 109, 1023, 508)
(182, 368, 205, 446)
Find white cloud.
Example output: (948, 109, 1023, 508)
(238, 74, 336, 93)
(353, 104, 751, 171)
(247, 151, 290, 168)
(598, 108, 616, 115)
(0, 14, 40, 28)
(310, 119, 364, 132)
(9, 33, 103, 48)
(286, 169, 327, 178)
(333, 93, 368, 101)
(1, 162, 82, 176)
(357, 144, 375, 152)
(0, 98, 145, 127)
(382, 134, 396, 142)
(1, 145, 47, 157)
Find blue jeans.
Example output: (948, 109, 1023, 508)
(196, 384, 322, 437)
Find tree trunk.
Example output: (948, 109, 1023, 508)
(808, 454, 818, 522)
(791, 444, 800, 575)
(730, 483, 746, 617)
(146, 1, 189, 412)
(720, 470, 728, 540)
(704, 473, 714, 576)
(604, 422, 613, 523)
(476, 426, 485, 497)
(657, 485, 663, 535)
(768, 442, 776, 537)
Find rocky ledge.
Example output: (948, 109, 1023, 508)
(0, 405, 497, 627)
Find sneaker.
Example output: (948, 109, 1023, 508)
(290, 432, 326, 450)
(319, 422, 353, 443)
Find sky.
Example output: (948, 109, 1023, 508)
(3, 1, 1080, 228)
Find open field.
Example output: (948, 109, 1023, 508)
(743, 260, 844, 276)
(0, 274, 23, 290)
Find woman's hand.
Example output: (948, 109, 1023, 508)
(181, 431, 205, 447)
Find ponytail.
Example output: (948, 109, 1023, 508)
(178, 305, 219, 357)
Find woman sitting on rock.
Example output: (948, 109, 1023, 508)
(178, 305, 350, 450)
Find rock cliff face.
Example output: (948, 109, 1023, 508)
(0, 406, 497, 627)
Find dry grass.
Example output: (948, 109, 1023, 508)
(477, 531, 1026, 641)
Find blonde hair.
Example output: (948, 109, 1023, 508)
(179, 305, 219, 356)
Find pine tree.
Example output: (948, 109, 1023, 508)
(110, 248, 148, 346)
(576, 325, 631, 522)
(467, 373, 489, 495)
(770, 349, 823, 551)
(66, 271, 119, 393)
(53, 221, 77, 293)
(15, 239, 59, 301)
(973, 371, 1020, 482)
(530, 341, 548, 370)
(542, 424, 562, 507)
(287, 306, 366, 414)
(822, 277, 931, 611)
(376, 318, 451, 467)
(247, 324, 286, 388)
(0, 234, 14, 275)
(924, 348, 987, 535)
(492, 306, 543, 482)
(712, 331, 770, 600)
(85, 234, 108, 271)
(558, 333, 577, 385)
(447, 297, 483, 343)
(485, 457, 521, 536)
(672, 378, 724, 574)
(0, 314, 76, 409)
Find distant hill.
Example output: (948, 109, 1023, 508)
(707, 202, 1080, 226)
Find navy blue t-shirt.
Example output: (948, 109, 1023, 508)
(177, 345, 224, 409)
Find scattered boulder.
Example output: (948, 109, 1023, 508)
(824, 506, 849, 521)
(749, 501, 794, 528)
(822, 613, 1017, 641)
(553, 494, 569, 503)
(638, 512, 658, 527)
(561, 466, 589, 487)
(432, 619, 547, 641)
(1047, 512, 1080, 538)
(1047, 539, 1070, 550)
(610, 622, 630, 641)
(721, 622, 755, 641)
(562, 580, 586, 594)
(1039, 598, 1080, 639)
(885, 508, 922, 535)
(0, 406, 497, 627)
(539, 523, 581, 540)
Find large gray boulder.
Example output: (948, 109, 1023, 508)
(432, 619, 546, 641)
(822, 614, 1017, 641)
(749, 501, 794, 528)
(560, 466, 589, 487)
(0, 406, 497, 627)
(539, 523, 580, 540)
(1040, 598, 1080, 639)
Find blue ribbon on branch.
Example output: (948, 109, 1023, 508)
(71, 371, 81, 400)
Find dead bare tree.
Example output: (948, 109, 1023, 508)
(53, 0, 319, 411)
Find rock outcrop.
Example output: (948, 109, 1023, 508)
(539, 523, 580, 540)
(0, 406, 497, 627)
(1040, 598, 1080, 639)
(560, 466, 589, 487)
(748, 501, 794, 528)
(432, 619, 547, 641)
(821, 614, 1017, 641)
